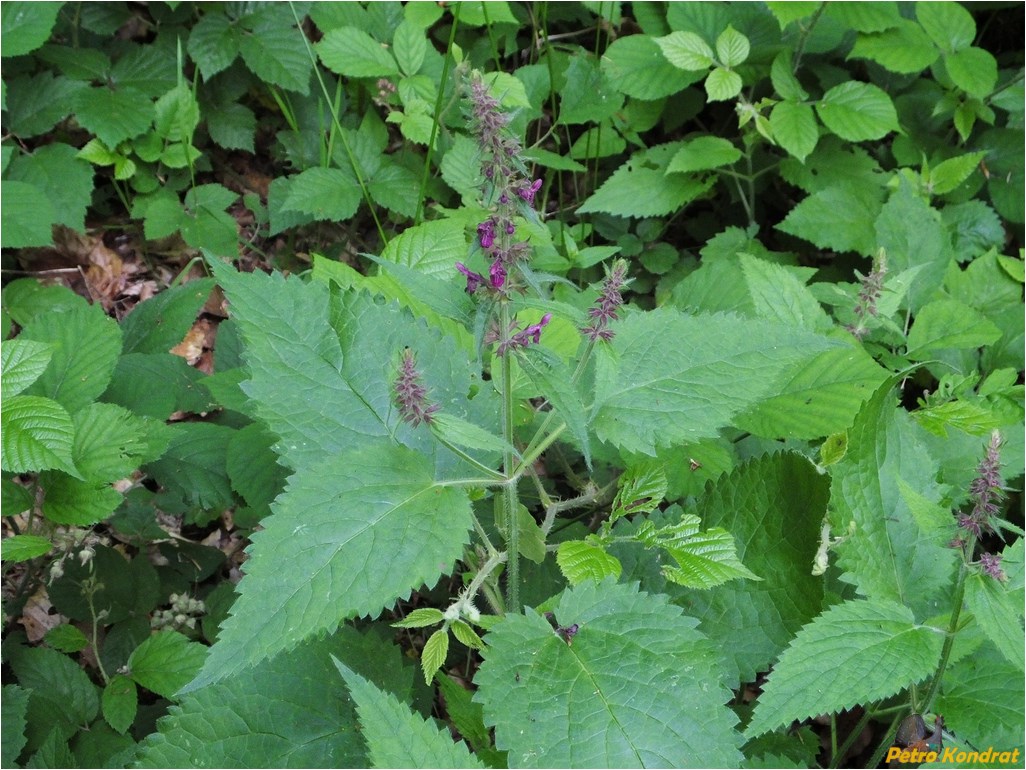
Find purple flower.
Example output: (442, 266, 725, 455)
(980, 552, 1006, 582)
(456, 262, 487, 293)
(518, 178, 542, 204)
(581, 259, 628, 342)
(497, 313, 552, 356)
(489, 260, 506, 290)
(477, 219, 496, 249)
(394, 348, 440, 427)
(958, 431, 1004, 538)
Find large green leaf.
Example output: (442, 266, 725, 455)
(137, 628, 412, 768)
(182, 444, 472, 691)
(281, 167, 361, 222)
(745, 599, 944, 737)
(815, 81, 899, 142)
(120, 279, 214, 355)
(685, 452, 830, 685)
(1, 395, 78, 476)
(128, 631, 207, 700)
(963, 573, 1025, 672)
(5, 143, 94, 232)
(2, 685, 31, 767)
(1, 2, 61, 57)
(333, 660, 484, 768)
(143, 422, 235, 513)
(0, 180, 57, 248)
(21, 302, 122, 413)
(768, 101, 818, 163)
(187, 10, 239, 79)
(316, 26, 399, 78)
(777, 185, 883, 256)
(590, 307, 839, 455)
(830, 382, 959, 616)
(237, 5, 312, 94)
(70, 402, 159, 483)
(906, 299, 1002, 358)
(72, 86, 152, 149)
(475, 580, 743, 768)
(1, 339, 52, 396)
(602, 34, 701, 100)
(849, 21, 939, 74)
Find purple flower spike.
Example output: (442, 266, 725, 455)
(526, 312, 552, 343)
(394, 348, 440, 427)
(980, 552, 1006, 581)
(518, 178, 542, 204)
(456, 262, 486, 294)
(489, 260, 506, 290)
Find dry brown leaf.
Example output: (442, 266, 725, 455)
(19, 586, 65, 642)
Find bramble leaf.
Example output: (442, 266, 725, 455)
(1, 395, 78, 477)
(475, 580, 743, 767)
(556, 540, 623, 585)
(745, 599, 944, 737)
(1, 339, 52, 396)
(815, 82, 899, 142)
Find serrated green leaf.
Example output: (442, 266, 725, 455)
(143, 422, 234, 513)
(441, 134, 484, 202)
(556, 540, 622, 585)
(186, 10, 239, 79)
(0, 180, 57, 248)
(716, 26, 749, 67)
(746, 599, 944, 738)
(5, 143, 94, 232)
(1, 395, 78, 476)
(578, 152, 714, 217)
(5, 72, 86, 138)
(666, 136, 741, 173)
(946, 46, 998, 98)
(128, 631, 206, 700)
(225, 423, 289, 516)
(769, 49, 807, 101)
(430, 412, 513, 454)
(39, 471, 122, 524)
(831, 383, 959, 614)
(558, 52, 623, 125)
(437, 673, 505, 764)
(935, 643, 1025, 751)
(816, 82, 899, 142)
(282, 167, 361, 222)
(777, 185, 883, 256)
(183, 445, 473, 692)
(964, 573, 1025, 672)
(769, 101, 818, 162)
(393, 19, 426, 76)
(73, 86, 152, 149)
(103, 352, 211, 420)
(21, 302, 122, 413)
(604, 34, 700, 99)
(475, 580, 743, 767)
(736, 344, 889, 440)
(422, 628, 450, 685)
(641, 512, 760, 588)
(45, 623, 88, 653)
(451, 620, 484, 650)
(70, 402, 154, 483)
(706, 67, 742, 101)
(827, 1, 902, 32)
(1, 2, 61, 57)
(120, 279, 214, 355)
(137, 628, 402, 767)
(929, 151, 987, 195)
(101, 675, 137, 734)
(612, 462, 667, 521)
(317, 26, 399, 78)
(849, 21, 939, 74)
(655, 30, 714, 71)
(681, 453, 829, 685)
(334, 658, 485, 768)
(1, 534, 52, 562)
(206, 102, 256, 152)
(916, 1, 975, 52)
(2, 685, 31, 768)
(392, 608, 445, 628)
(907, 299, 1001, 357)
(2, 338, 53, 396)
(237, 6, 311, 94)
(591, 307, 838, 455)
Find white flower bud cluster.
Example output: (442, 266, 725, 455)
(151, 592, 206, 631)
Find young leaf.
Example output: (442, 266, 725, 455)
(815, 81, 899, 142)
(906, 299, 1001, 358)
(128, 631, 207, 700)
(183, 445, 473, 692)
(746, 599, 944, 738)
(421, 629, 450, 686)
(590, 307, 839, 455)
(392, 20, 427, 76)
(655, 31, 714, 71)
(44, 624, 89, 653)
(611, 462, 667, 522)
(450, 621, 485, 651)
(1, 338, 52, 396)
(578, 152, 715, 217)
(475, 580, 743, 767)
(637, 512, 761, 588)
(769, 101, 818, 163)
(666, 136, 742, 173)
(333, 658, 485, 768)
(1, 395, 79, 477)
(716, 26, 750, 68)
(556, 540, 623, 585)
(391, 608, 446, 629)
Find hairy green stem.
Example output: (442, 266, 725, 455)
(499, 302, 520, 613)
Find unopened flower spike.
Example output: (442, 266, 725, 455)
(582, 259, 629, 342)
(393, 348, 439, 427)
(956, 430, 1004, 539)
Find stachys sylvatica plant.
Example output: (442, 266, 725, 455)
(136, 67, 1022, 769)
